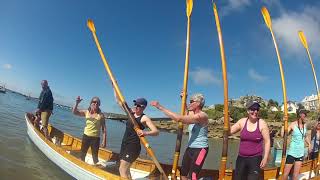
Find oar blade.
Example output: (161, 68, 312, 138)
(261, 7, 272, 29)
(87, 19, 96, 33)
(186, 0, 193, 17)
(213, 2, 217, 12)
(298, 31, 308, 49)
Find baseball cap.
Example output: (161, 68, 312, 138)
(133, 98, 148, 107)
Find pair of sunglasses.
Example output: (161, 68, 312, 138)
(249, 108, 259, 111)
(91, 100, 99, 105)
(134, 104, 144, 108)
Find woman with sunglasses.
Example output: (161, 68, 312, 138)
(72, 96, 106, 165)
(230, 101, 270, 180)
(309, 117, 320, 160)
(151, 93, 209, 180)
(118, 98, 159, 179)
(281, 109, 311, 180)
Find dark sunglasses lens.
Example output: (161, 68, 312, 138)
(92, 101, 99, 105)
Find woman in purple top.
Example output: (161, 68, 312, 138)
(230, 101, 271, 180)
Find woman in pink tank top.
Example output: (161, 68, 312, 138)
(230, 101, 271, 180)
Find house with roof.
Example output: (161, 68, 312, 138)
(301, 94, 319, 111)
(280, 101, 299, 114)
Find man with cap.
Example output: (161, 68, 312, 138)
(230, 100, 270, 180)
(35, 80, 54, 140)
(118, 97, 159, 179)
(281, 108, 311, 180)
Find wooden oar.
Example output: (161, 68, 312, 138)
(87, 19, 168, 180)
(171, 0, 193, 179)
(211, 3, 230, 180)
(298, 30, 320, 176)
(261, 7, 289, 179)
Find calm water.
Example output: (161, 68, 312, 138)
(0, 91, 240, 180)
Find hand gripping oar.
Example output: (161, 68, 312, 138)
(87, 19, 168, 180)
(261, 7, 289, 179)
(171, 0, 193, 179)
(211, 3, 230, 180)
(298, 30, 320, 176)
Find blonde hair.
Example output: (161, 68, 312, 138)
(190, 93, 205, 108)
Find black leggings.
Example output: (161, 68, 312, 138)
(181, 147, 209, 179)
(80, 134, 100, 164)
(234, 155, 262, 180)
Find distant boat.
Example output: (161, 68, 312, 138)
(26, 93, 31, 100)
(0, 85, 6, 93)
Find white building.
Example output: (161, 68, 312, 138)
(270, 106, 279, 112)
(301, 94, 319, 111)
(281, 101, 299, 114)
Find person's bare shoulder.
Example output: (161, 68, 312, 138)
(141, 114, 151, 122)
(259, 119, 269, 130)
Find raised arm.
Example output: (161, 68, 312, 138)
(260, 119, 270, 168)
(150, 101, 207, 125)
(72, 96, 86, 117)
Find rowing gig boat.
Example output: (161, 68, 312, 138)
(25, 112, 319, 179)
(25, 112, 166, 179)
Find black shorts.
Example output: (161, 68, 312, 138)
(234, 155, 262, 180)
(285, 155, 303, 164)
(310, 152, 319, 160)
(180, 147, 209, 179)
(119, 142, 141, 163)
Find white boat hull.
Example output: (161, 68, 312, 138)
(26, 115, 104, 180)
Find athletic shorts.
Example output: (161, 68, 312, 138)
(41, 111, 52, 127)
(285, 155, 303, 164)
(310, 152, 319, 160)
(180, 147, 209, 179)
(119, 142, 141, 163)
(234, 155, 262, 180)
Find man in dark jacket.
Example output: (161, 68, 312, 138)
(36, 80, 54, 139)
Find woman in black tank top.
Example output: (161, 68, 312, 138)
(118, 98, 159, 179)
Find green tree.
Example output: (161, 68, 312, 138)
(229, 106, 246, 121)
(259, 109, 268, 119)
(215, 104, 224, 112)
(268, 99, 279, 108)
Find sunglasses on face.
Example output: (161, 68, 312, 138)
(134, 104, 144, 108)
(249, 108, 259, 112)
(190, 100, 196, 104)
(91, 101, 99, 105)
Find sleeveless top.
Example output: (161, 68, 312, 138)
(239, 118, 263, 157)
(287, 123, 306, 158)
(121, 114, 145, 145)
(187, 122, 209, 148)
(84, 110, 104, 137)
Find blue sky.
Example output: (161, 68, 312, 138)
(1, 0, 320, 117)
